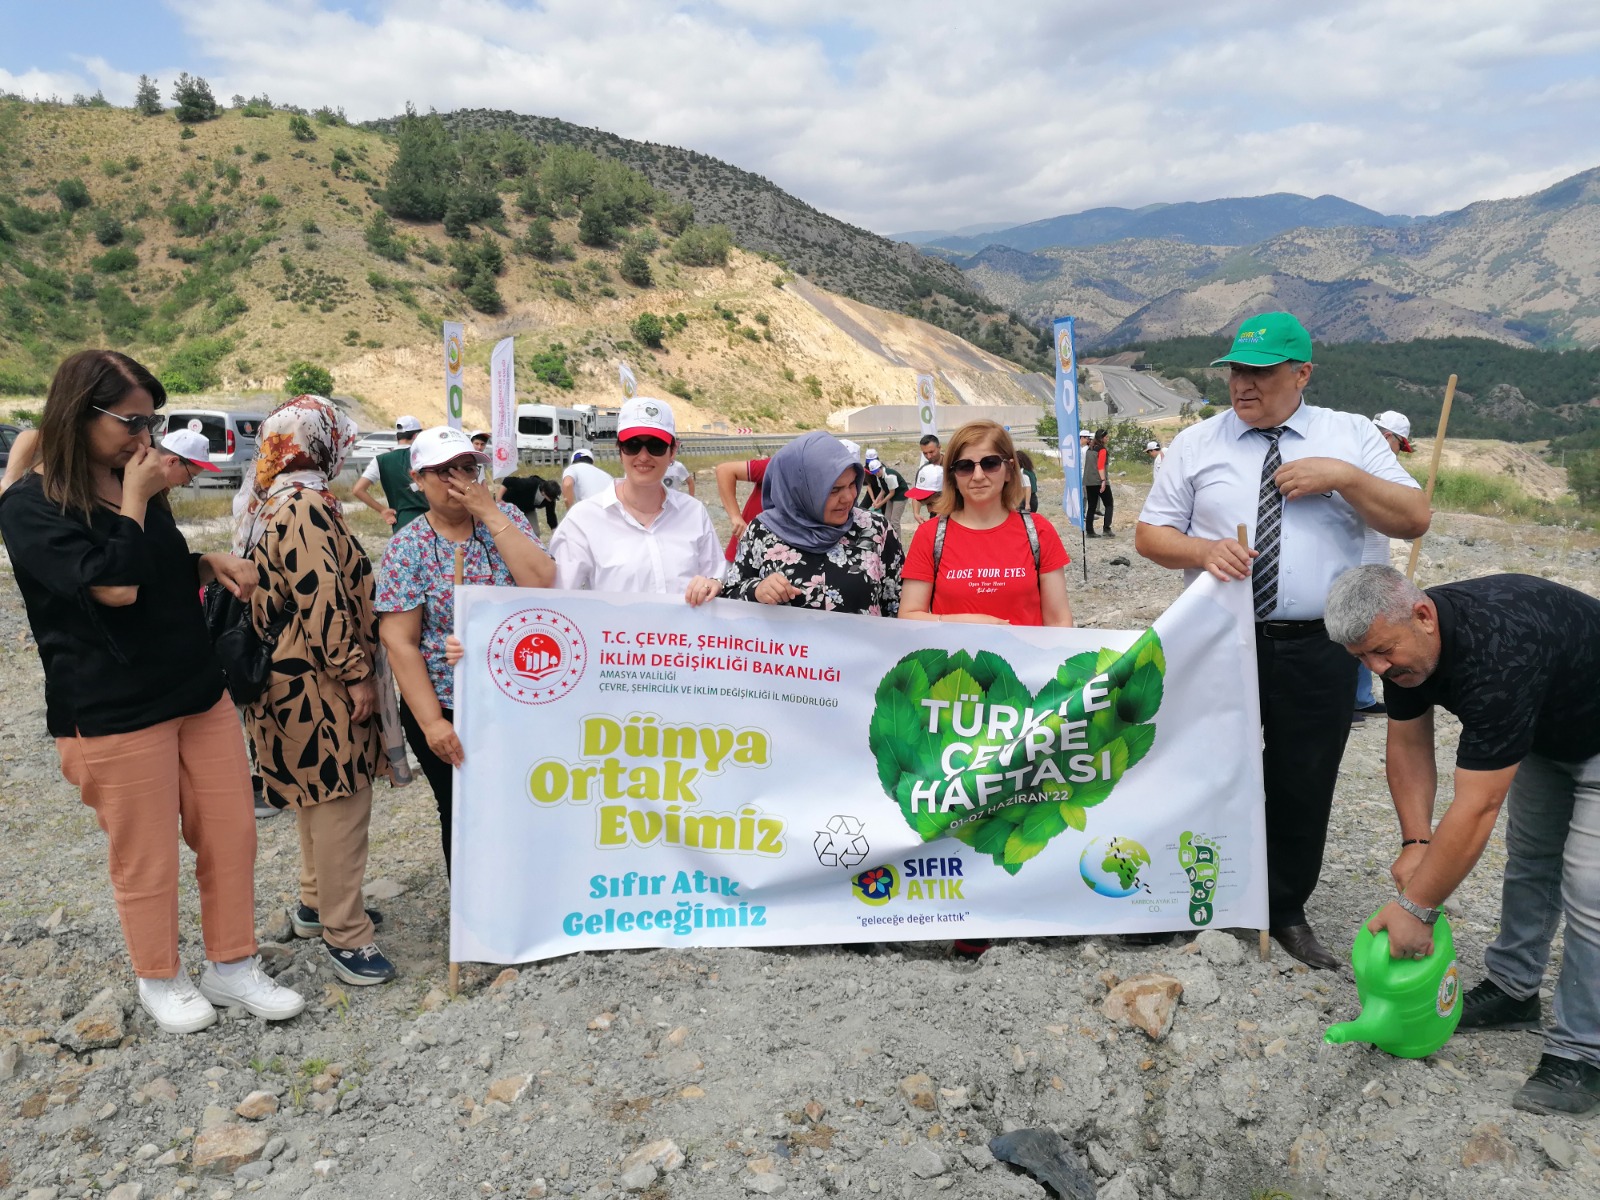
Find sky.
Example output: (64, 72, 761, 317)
(4, 0, 1599, 236)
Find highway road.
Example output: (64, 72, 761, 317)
(1097, 365, 1193, 419)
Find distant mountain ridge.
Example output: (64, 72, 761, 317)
(906, 193, 1414, 254)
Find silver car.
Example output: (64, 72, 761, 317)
(164, 409, 267, 487)
(347, 429, 398, 477)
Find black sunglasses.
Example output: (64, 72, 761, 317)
(618, 436, 671, 457)
(949, 454, 1010, 476)
(94, 407, 166, 436)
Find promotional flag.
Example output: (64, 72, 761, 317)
(1053, 317, 1085, 529)
(489, 336, 516, 480)
(916, 373, 937, 439)
(443, 321, 465, 431)
(619, 362, 638, 399)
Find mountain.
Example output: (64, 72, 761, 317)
(0, 100, 1044, 431)
(949, 167, 1600, 350)
(889, 221, 1017, 245)
(919, 193, 1413, 254)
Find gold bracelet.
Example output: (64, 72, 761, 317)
(490, 521, 512, 537)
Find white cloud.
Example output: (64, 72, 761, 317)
(31, 0, 1600, 232)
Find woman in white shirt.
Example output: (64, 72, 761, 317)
(546, 397, 722, 603)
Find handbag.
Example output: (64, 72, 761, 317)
(202, 581, 293, 706)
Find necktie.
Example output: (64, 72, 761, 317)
(1252, 426, 1288, 619)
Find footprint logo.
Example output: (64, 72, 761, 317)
(1178, 831, 1220, 927)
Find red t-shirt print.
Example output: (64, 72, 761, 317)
(724, 457, 770, 561)
(904, 513, 1070, 627)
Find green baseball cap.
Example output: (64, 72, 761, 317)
(1211, 312, 1313, 366)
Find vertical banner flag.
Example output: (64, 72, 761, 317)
(619, 361, 639, 399)
(443, 321, 465, 431)
(916, 373, 937, 439)
(490, 336, 516, 480)
(1053, 317, 1085, 529)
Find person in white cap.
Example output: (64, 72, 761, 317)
(662, 459, 696, 497)
(1352, 411, 1416, 719)
(861, 449, 902, 524)
(353, 415, 427, 531)
(561, 446, 613, 509)
(157, 427, 221, 489)
(547, 397, 722, 602)
(908, 434, 944, 523)
(375, 427, 555, 874)
(1145, 439, 1166, 478)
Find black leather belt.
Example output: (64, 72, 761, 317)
(1256, 619, 1326, 640)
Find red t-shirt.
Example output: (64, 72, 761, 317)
(904, 513, 1070, 626)
(724, 457, 771, 561)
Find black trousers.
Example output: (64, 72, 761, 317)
(1256, 627, 1357, 927)
(1084, 484, 1113, 531)
(400, 700, 455, 875)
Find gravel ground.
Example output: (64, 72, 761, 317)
(3, 474, 1600, 1200)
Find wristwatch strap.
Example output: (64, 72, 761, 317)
(1397, 894, 1441, 926)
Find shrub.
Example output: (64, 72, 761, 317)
(251, 150, 270, 164)
(631, 312, 666, 348)
(55, 178, 91, 212)
(171, 73, 221, 123)
(161, 337, 233, 393)
(475, 233, 505, 277)
(288, 114, 316, 142)
(284, 361, 335, 396)
(134, 74, 163, 116)
(1569, 452, 1600, 508)
(93, 212, 124, 246)
(528, 346, 575, 390)
(619, 247, 653, 288)
(364, 211, 406, 262)
(803, 374, 822, 398)
(666, 377, 692, 400)
(517, 217, 555, 261)
(258, 193, 282, 211)
(313, 106, 347, 127)
(670, 224, 732, 267)
(550, 277, 574, 301)
(463, 268, 504, 314)
(91, 247, 138, 273)
(657, 200, 694, 237)
(179, 126, 196, 141)
(577, 199, 615, 247)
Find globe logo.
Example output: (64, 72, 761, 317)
(1079, 836, 1152, 898)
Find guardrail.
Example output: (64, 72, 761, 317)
(578, 426, 1040, 461)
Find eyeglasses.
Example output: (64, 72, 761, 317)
(422, 459, 485, 482)
(619, 436, 671, 457)
(949, 454, 1010, 476)
(94, 407, 166, 436)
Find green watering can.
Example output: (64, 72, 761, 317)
(1324, 909, 1463, 1058)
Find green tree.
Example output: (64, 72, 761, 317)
(381, 105, 458, 222)
(134, 75, 163, 116)
(1569, 451, 1600, 507)
(528, 345, 575, 389)
(619, 247, 653, 288)
(670, 224, 732, 267)
(518, 217, 555, 261)
(287, 113, 316, 142)
(171, 73, 221, 123)
(285, 361, 335, 396)
(577, 198, 615, 247)
(657, 200, 694, 236)
(476, 232, 505, 277)
(54, 178, 92, 212)
(364, 211, 407, 262)
(1036, 413, 1059, 441)
(464, 268, 504, 314)
(631, 312, 665, 349)
(515, 177, 547, 216)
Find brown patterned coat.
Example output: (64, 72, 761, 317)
(245, 488, 386, 810)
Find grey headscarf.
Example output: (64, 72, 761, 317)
(758, 432, 863, 554)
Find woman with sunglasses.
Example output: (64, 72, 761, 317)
(0, 351, 305, 1033)
(376, 427, 555, 874)
(233, 395, 400, 986)
(546, 397, 722, 604)
(725, 431, 903, 616)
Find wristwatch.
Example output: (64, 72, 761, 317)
(1396, 894, 1442, 926)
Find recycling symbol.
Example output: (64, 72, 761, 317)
(814, 815, 871, 868)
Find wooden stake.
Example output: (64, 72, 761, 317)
(453, 544, 465, 588)
(1405, 374, 1457, 580)
(1236, 524, 1270, 962)
(448, 543, 465, 994)
(448, 961, 460, 998)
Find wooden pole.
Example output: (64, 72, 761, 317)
(448, 546, 465, 997)
(1405, 374, 1457, 581)
(1237, 522, 1271, 964)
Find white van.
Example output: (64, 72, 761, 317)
(516, 404, 590, 465)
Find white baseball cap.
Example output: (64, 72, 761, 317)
(395, 415, 423, 434)
(839, 439, 861, 461)
(1372, 411, 1413, 452)
(570, 448, 594, 463)
(409, 426, 490, 471)
(1079, 430, 1093, 440)
(1145, 440, 1161, 451)
(617, 397, 676, 443)
(159, 428, 220, 471)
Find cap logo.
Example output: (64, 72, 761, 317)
(1238, 327, 1269, 344)
(642, 403, 659, 418)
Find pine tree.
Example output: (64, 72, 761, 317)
(518, 218, 555, 261)
(171, 73, 221, 123)
(619, 247, 653, 288)
(381, 105, 458, 222)
(464, 268, 504, 314)
(134, 75, 163, 116)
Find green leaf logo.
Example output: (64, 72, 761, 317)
(867, 631, 1166, 875)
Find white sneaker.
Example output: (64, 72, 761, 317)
(199, 958, 307, 1021)
(138, 970, 219, 1034)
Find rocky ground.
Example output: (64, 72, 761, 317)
(3, 471, 1599, 1200)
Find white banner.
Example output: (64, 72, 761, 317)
(489, 336, 515, 480)
(916, 372, 937, 438)
(449, 577, 1267, 963)
(443, 321, 465, 431)
(619, 361, 638, 399)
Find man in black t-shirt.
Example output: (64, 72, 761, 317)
(1326, 565, 1600, 1116)
(497, 474, 562, 536)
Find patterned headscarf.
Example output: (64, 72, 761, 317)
(231, 394, 359, 554)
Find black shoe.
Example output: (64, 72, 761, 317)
(1084, 530, 1100, 538)
(252, 777, 278, 819)
(1101, 529, 1115, 538)
(291, 903, 385, 939)
(326, 941, 397, 986)
(1512, 1054, 1600, 1116)
(1270, 923, 1340, 971)
(1350, 712, 1367, 725)
(1356, 701, 1387, 715)
(1458, 977, 1541, 1031)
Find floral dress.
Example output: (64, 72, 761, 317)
(726, 509, 903, 616)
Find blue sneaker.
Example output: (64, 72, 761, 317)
(326, 942, 396, 986)
(291, 904, 384, 938)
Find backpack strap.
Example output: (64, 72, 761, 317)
(1020, 511, 1041, 574)
(929, 516, 950, 602)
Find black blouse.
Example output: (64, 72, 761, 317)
(0, 475, 223, 737)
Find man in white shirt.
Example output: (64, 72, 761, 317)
(1146, 439, 1165, 476)
(1354, 410, 1414, 719)
(561, 448, 613, 509)
(907, 434, 943, 524)
(1135, 312, 1431, 969)
(547, 397, 723, 601)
